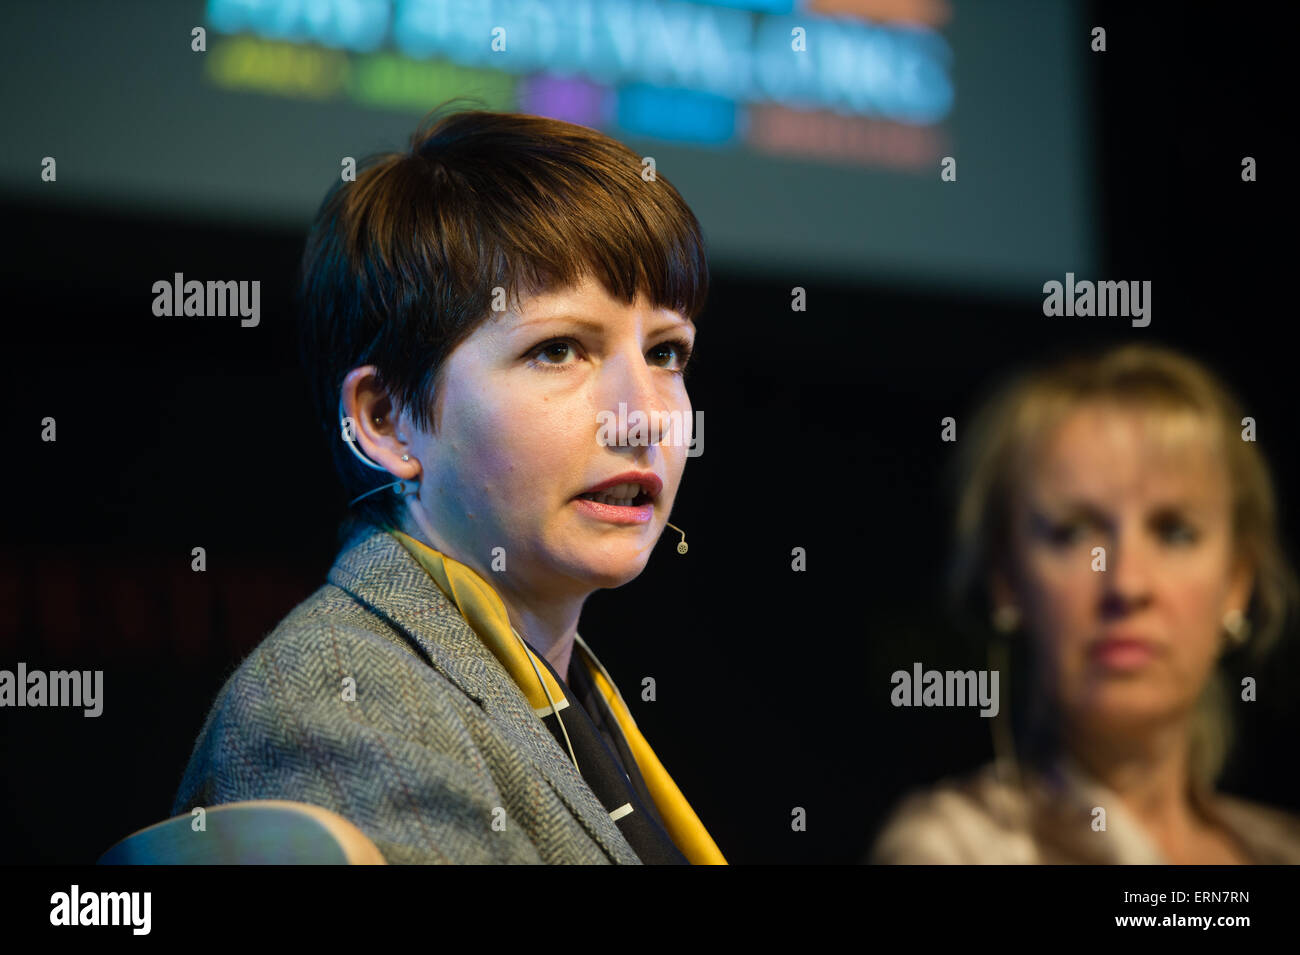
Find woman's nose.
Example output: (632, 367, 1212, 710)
(1101, 526, 1154, 611)
(597, 348, 675, 448)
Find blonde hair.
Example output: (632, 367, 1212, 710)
(947, 343, 1298, 787)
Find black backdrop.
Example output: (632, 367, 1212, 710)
(2, 1, 1295, 866)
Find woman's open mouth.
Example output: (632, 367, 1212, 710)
(577, 487, 654, 507)
(574, 483, 655, 524)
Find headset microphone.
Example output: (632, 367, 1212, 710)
(665, 522, 687, 554)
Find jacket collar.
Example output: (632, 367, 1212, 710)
(325, 522, 640, 864)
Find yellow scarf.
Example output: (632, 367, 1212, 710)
(388, 529, 727, 865)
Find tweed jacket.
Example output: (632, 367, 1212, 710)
(172, 523, 645, 864)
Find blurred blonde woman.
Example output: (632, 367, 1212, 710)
(872, 343, 1300, 864)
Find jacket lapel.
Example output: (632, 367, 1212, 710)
(326, 525, 641, 864)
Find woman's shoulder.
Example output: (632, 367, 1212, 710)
(1209, 790, 1300, 864)
(870, 763, 1300, 865)
(869, 762, 1040, 864)
(226, 579, 427, 673)
(175, 578, 484, 808)
(206, 578, 466, 732)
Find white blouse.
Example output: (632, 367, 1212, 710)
(870, 757, 1300, 864)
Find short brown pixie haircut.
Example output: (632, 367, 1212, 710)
(297, 105, 709, 535)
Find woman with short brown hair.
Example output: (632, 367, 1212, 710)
(174, 107, 725, 865)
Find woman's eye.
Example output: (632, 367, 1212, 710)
(1048, 523, 1081, 547)
(530, 339, 579, 367)
(649, 337, 694, 371)
(529, 337, 694, 372)
(1157, 520, 1199, 545)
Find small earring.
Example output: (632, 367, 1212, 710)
(401, 454, 410, 462)
(992, 605, 1020, 634)
(1223, 609, 1250, 647)
(374, 415, 383, 424)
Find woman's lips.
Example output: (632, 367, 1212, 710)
(572, 496, 654, 525)
(1089, 638, 1158, 670)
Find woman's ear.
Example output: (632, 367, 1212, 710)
(989, 566, 1015, 611)
(1225, 553, 1255, 620)
(341, 366, 394, 426)
(340, 366, 417, 477)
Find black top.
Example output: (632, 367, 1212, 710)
(521, 643, 687, 865)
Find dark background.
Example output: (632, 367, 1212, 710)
(2, 1, 1295, 865)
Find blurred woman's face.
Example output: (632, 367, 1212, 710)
(1001, 401, 1251, 740)
(401, 273, 694, 598)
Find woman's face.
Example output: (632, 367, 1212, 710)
(1000, 402, 1252, 739)
(400, 273, 695, 597)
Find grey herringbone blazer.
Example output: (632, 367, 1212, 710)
(172, 522, 644, 864)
